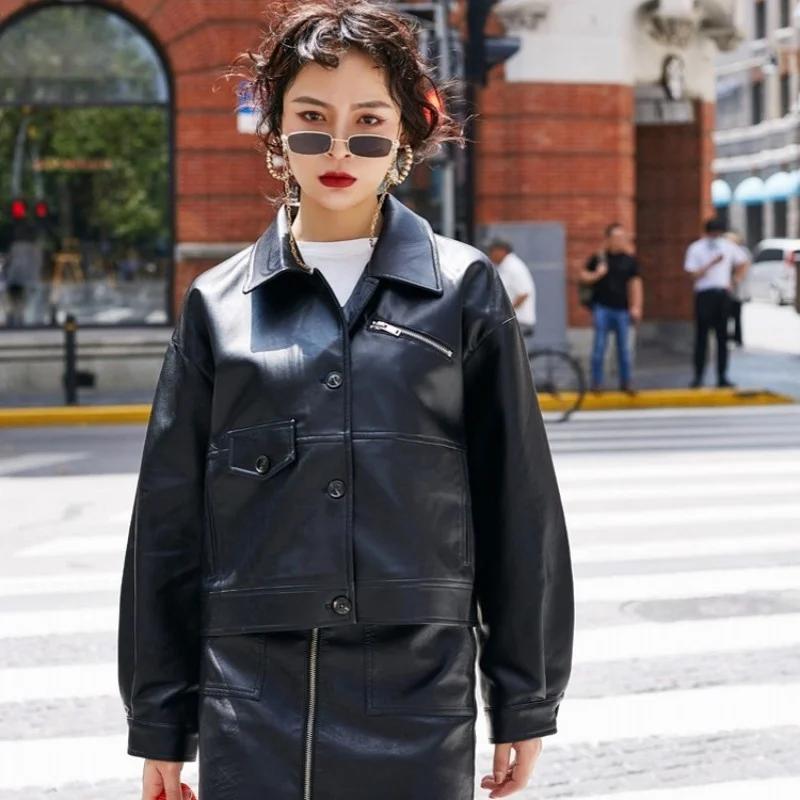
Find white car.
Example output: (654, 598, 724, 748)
(747, 239, 799, 305)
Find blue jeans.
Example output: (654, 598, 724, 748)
(591, 304, 632, 387)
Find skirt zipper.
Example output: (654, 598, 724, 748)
(303, 627, 321, 800)
(368, 319, 454, 359)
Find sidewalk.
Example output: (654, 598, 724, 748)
(0, 345, 795, 427)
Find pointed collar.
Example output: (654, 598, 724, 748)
(243, 195, 443, 295)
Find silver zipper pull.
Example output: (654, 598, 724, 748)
(370, 320, 402, 336)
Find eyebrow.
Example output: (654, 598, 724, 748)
(291, 96, 393, 110)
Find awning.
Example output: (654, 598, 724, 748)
(764, 171, 800, 201)
(732, 176, 766, 206)
(712, 178, 732, 207)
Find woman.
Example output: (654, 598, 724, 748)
(118, 3, 574, 799)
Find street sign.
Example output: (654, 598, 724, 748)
(237, 82, 258, 135)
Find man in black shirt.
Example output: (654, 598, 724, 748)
(579, 223, 644, 393)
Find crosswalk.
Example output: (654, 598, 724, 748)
(1, 405, 799, 798)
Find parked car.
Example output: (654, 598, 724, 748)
(747, 239, 799, 305)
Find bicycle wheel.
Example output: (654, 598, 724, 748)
(529, 348, 586, 422)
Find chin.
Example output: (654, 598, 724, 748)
(302, 185, 380, 213)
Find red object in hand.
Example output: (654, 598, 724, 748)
(156, 784, 197, 800)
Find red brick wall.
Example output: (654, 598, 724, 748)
(474, 80, 636, 326)
(635, 101, 716, 323)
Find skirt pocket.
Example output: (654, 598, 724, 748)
(198, 634, 267, 700)
(364, 624, 477, 717)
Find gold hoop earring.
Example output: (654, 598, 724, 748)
(266, 149, 291, 183)
(388, 145, 414, 187)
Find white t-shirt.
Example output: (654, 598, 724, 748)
(496, 252, 536, 326)
(295, 238, 372, 306)
(684, 236, 747, 293)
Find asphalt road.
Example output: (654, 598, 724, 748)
(1, 406, 800, 799)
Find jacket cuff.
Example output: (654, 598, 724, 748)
(485, 696, 562, 744)
(127, 718, 199, 762)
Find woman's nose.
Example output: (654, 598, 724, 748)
(327, 137, 351, 160)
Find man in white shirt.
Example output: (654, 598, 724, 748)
(486, 239, 536, 341)
(684, 218, 748, 389)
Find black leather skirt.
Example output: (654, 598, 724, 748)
(197, 623, 478, 800)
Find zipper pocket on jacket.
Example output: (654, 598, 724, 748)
(303, 628, 321, 800)
(368, 319, 454, 360)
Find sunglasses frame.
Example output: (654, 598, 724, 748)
(281, 131, 400, 159)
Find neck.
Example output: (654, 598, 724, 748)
(292, 194, 381, 242)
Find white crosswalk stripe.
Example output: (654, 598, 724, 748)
(0, 406, 799, 799)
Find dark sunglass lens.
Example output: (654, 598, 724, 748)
(349, 135, 393, 158)
(287, 132, 331, 155)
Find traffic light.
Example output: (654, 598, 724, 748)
(34, 201, 48, 219)
(11, 199, 27, 221)
(466, 0, 521, 86)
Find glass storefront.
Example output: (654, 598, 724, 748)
(0, 4, 171, 329)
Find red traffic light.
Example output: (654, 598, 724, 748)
(11, 199, 27, 221)
(35, 201, 48, 219)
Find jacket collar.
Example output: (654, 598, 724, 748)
(243, 194, 443, 295)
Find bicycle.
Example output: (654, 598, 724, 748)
(528, 347, 587, 422)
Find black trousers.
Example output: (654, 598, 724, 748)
(694, 288, 730, 384)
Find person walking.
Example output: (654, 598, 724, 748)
(684, 219, 748, 388)
(724, 230, 751, 348)
(486, 238, 537, 342)
(579, 222, 643, 393)
(117, 4, 574, 800)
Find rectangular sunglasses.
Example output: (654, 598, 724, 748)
(282, 131, 398, 158)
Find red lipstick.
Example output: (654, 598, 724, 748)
(319, 172, 357, 189)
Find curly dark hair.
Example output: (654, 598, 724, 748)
(235, 0, 464, 162)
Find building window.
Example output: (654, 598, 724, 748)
(746, 205, 764, 248)
(780, 0, 792, 28)
(751, 79, 764, 124)
(755, 0, 767, 40)
(0, 4, 172, 329)
(780, 73, 792, 116)
(774, 200, 788, 237)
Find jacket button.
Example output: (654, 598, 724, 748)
(255, 456, 271, 474)
(327, 480, 346, 499)
(325, 372, 343, 389)
(332, 596, 352, 615)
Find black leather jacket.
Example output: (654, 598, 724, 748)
(118, 196, 574, 761)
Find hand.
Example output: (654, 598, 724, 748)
(708, 253, 724, 268)
(143, 760, 191, 800)
(595, 262, 609, 280)
(480, 738, 543, 798)
(629, 306, 642, 324)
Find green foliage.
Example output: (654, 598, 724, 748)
(0, 106, 170, 247)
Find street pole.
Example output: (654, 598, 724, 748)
(463, 1, 492, 246)
(434, 0, 457, 240)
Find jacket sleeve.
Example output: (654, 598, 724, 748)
(118, 288, 213, 762)
(463, 290, 574, 744)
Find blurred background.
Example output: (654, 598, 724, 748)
(0, 2, 799, 799)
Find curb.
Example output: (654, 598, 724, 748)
(0, 389, 794, 428)
(0, 405, 152, 428)
(538, 388, 795, 413)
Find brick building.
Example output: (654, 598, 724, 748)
(0, 0, 744, 394)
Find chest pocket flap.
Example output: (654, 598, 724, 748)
(227, 419, 296, 480)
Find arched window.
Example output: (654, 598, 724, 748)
(0, 4, 172, 329)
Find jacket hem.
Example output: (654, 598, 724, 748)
(201, 581, 476, 634)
